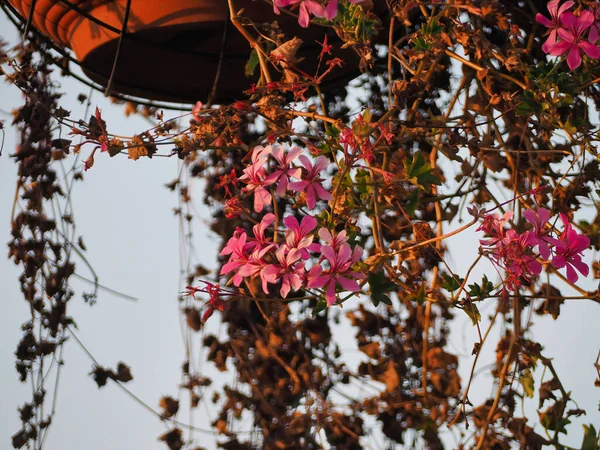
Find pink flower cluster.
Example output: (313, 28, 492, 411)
(220, 213, 364, 305)
(273, 0, 363, 28)
(477, 208, 590, 291)
(537, 0, 600, 69)
(239, 145, 333, 212)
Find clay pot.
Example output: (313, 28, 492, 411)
(7, 0, 385, 103)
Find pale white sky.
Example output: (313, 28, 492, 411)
(1, 13, 599, 450)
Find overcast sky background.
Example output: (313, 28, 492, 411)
(1, 11, 599, 450)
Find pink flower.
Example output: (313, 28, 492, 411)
(318, 228, 349, 250)
(273, 0, 362, 27)
(307, 243, 365, 306)
(239, 146, 275, 213)
(548, 10, 600, 70)
(247, 213, 277, 253)
(220, 229, 250, 286)
(536, 0, 575, 53)
(289, 155, 333, 209)
(264, 146, 303, 196)
(237, 247, 274, 293)
(479, 213, 544, 292)
(552, 213, 590, 283)
(273, 0, 327, 27)
(283, 215, 320, 259)
(492, 229, 542, 292)
(262, 247, 305, 297)
(522, 208, 561, 260)
(477, 211, 513, 246)
(588, 4, 600, 43)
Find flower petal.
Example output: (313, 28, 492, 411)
(580, 40, 600, 58)
(577, 10, 595, 31)
(566, 45, 582, 69)
(337, 276, 360, 292)
(325, 281, 337, 306)
(556, 1, 575, 18)
(324, 0, 338, 20)
(536, 13, 553, 28)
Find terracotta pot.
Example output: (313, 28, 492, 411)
(7, 0, 386, 103)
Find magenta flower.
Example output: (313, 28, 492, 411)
(264, 146, 303, 196)
(272, 0, 363, 27)
(307, 243, 365, 306)
(248, 213, 277, 253)
(522, 207, 561, 260)
(552, 213, 590, 283)
(289, 155, 333, 209)
(548, 10, 600, 70)
(500, 230, 543, 277)
(237, 246, 275, 293)
(262, 247, 304, 298)
(220, 229, 250, 286)
(477, 211, 513, 246)
(283, 214, 320, 259)
(318, 228, 349, 250)
(488, 229, 542, 292)
(536, 0, 575, 53)
(239, 146, 275, 213)
(273, 0, 327, 27)
(588, 4, 600, 43)
(478, 213, 545, 293)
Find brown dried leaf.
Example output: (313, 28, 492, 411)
(159, 396, 180, 419)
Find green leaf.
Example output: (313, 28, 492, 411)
(312, 300, 327, 316)
(372, 292, 392, 307)
(354, 169, 372, 195)
(520, 369, 535, 398)
(368, 271, 396, 307)
(245, 50, 259, 77)
(468, 275, 494, 300)
(441, 273, 464, 292)
(463, 302, 481, 325)
(406, 283, 427, 305)
(540, 408, 571, 435)
(404, 151, 441, 192)
(412, 37, 431, 51)
(580, 424, 597, 450)
(325, 123, 340, 138)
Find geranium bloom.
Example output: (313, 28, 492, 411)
(307, 243, 364, 306)
(273, 0, 329, 28)
(262, 247, 304, 297)
(548, 10, 600, 70)
(237, 247, 274, 293)
(552, 213, 590, 283)
(239, 146, 275, 213)
(478, 212, 544, 292)
(486, 229, 542, 292)
(220, 229, 251, 286)
(247, 213, 277, 253)
(523, 207, 561, 260)
(283, 215, 320, 259)
(289, 155, 333, 209)
(264, 146, 302, 196)
(588, 3, 600, 43)
(536, 0, 574, 53)
(476, 211, 513, 246)
(318, 228, 349, 250)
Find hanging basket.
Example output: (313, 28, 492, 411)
(7, 0, 385, 104)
